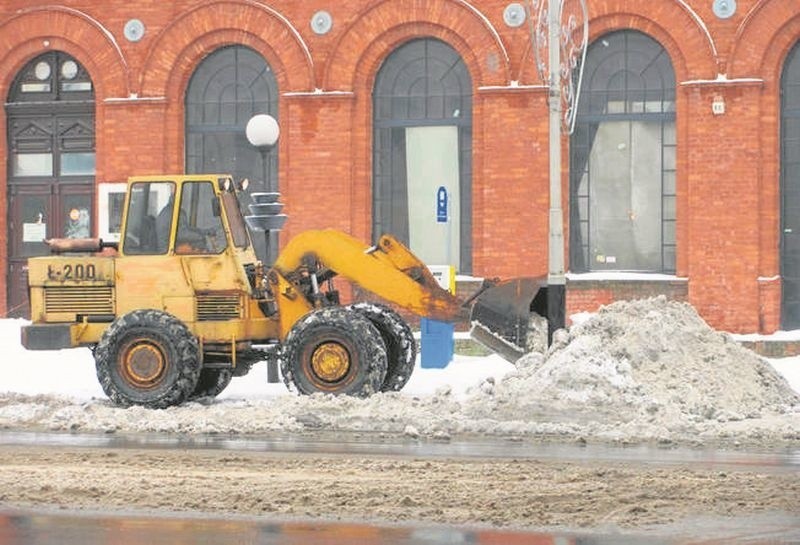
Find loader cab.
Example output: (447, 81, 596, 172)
(120, 175, 254, 260)
(113, 174, 260, 324)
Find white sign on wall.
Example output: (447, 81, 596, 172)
(427, 264, 455, 294)
(23, 222, 46, 242)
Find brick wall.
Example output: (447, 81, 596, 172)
(0, 0, 799, 334)
(566, 278, 689, 322)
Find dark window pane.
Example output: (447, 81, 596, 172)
(663, 245, 676, 272)
(176, 182, 226, 255)
(124, 182, 175, 255)
(782, 41, 800, 326)
(21, 83, 50, 93)
(664, 170, 676, 195)
(62, 82, 92, 92)
(107, 191, 125, 236)
(663, 145, 676, 171)
(63, 193, 91, 239)
(663, 224, 676, 245)
(664, 196, 676, 220)
(60, 152, 95, 175)
(13, 153, 52, 176)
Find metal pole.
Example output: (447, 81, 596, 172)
(261, 147, 276, 265)
(547, 0, 566, 344)
(259, 146, 278, 267)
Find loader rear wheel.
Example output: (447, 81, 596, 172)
(348, 303, 416, 392)
(188, 368, 233, 400)
(280, 307, 387, 397)
(95, 309, 201, 408)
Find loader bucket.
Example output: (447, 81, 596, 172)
(469, 277, 548, 363)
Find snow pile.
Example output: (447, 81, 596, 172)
(464, 297, 800, 432)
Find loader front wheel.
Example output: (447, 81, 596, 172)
(280, 308, 387, 397)
(348, 303, 416, 392)
(95, 309, 201, 408)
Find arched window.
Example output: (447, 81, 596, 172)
(185, 46, 278, 189)
(185, 45, 278, 261)
(6, 51, 95, 317)
(373, 38, 473, 272)
(569, 31, 676, 273)
(781, 41, 800, 328)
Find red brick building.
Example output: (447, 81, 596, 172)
(1, 0, 799, 334)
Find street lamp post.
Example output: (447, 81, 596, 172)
(245, 113, 280, 263)
(546, 0, 566, 345)
(528, 0, 588, 344)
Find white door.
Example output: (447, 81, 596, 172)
(405, 126, 460, 267)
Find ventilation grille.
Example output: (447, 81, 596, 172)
(197, 293, 242, 321)
(45, 286, 114, 315)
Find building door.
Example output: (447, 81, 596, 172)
(781, 42, 800, 328)
(6, 52, 95, 317)
(373, 38, 472, 273)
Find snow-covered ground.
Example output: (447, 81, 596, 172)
(3, 317, 798, 401)
(2, 298, 799, 447)
(1, 318, 515, 401)
(769, 357, 800, 393)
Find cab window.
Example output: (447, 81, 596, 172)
(123, 181, 175, 255)
(175, 181, 227, 254)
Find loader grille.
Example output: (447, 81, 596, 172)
(44, 286, 114, 315)
(196, 293, 242, 321)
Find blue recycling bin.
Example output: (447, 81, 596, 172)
(420, 317, 454, 368)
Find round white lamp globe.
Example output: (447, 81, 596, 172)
(245, 114, 280, 148)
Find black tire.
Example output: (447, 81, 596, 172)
(188, 368, 233, 400)
(348, 303, 416, 392)
(95, 309, 201, 408)
(280, 307, 387, 397)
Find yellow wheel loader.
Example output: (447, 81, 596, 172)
(21, 174, 547, 408)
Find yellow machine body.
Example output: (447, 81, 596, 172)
(22, 174, 467, 354)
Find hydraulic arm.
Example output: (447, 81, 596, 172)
(270, 230, 468, 336)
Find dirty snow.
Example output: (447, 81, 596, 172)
(1, 297, 799, 447)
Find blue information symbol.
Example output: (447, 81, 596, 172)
(436, 186, 448, 223)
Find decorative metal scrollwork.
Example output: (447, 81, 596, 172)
(526, 0, 588, 134)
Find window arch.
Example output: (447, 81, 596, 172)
(781, 41, 800, 328)
(569, 30, 676, 273)
(373, 38, 473, 272)
(185, 46, 278, 189)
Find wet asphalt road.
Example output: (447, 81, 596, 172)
(1, 430, 799, 472)
(0, 431, 798, 545)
